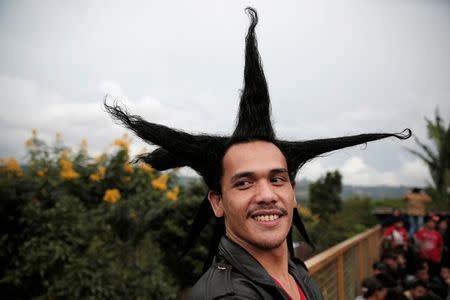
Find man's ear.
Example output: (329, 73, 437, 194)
(208, 190, 224, 218)
(291, 180, 297, 206)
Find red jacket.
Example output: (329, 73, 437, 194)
(384, 226, 408, 248)
(415, 227, 443, 263)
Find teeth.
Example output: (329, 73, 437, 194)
(254, 215, 280, 222)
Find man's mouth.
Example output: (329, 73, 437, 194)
(248, 208, 287, 222)
(253, 214, 280, 222)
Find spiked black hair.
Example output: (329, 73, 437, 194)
(105, 7, 411, 266)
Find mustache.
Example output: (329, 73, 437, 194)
(246, 204, 289, 219)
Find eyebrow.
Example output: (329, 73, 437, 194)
(230, 168, 289, 183)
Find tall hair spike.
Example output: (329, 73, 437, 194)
(279, 129, 412, 177)
(232, 7, 274, 141)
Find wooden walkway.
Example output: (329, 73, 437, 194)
(305, 225, 382, 300)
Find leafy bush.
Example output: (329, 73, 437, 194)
(0, 131, 208, 299)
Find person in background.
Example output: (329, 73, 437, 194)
(382, 208, 409, 230)
(356, 277, 388, 300)
(429, 263, 450, 299)
(404, 260, 430, 290)
(380, 250, 401, 285)
(383, 216, 409, 251)
(414, 214, 444, 279)
(404, 279, 440, 300)
(437, 216, 450, 265)
(405, 188, 432, 237)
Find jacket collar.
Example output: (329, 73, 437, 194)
(217, 235, 318, 300)
(218, 236, 275, 286)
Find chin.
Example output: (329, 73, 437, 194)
(249, 235, 286, 251)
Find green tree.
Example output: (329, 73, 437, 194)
(308, 197, 377, 252)
(409, 109, 450, 207)
(309, 170, 342, 219)
(0, 131, 210, 299)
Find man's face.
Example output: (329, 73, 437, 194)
(440, 267, 450, 283)
(375, 288, 387, 300)
(384, 256, 398, 271)
(208, 141, 296, 252)
(394, 221, 403, 229)
(416, 269, 429, 282)
(411, 285, 426, 299)
(426, 220, 436, 230)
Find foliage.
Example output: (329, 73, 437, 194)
(0, 131, 208, 299)
(307, 197, 378, 252)
(371, 197, 406, 210)
(302, 171, 381, 252)
(408, 109, 450, 206)
(309, 170, 343, 220)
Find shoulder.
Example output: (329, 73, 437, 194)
(187, 262, 264, 300)
(384, 226, 394, 234)
(290, 257, 324, 299)
(415, 228, 425, 236)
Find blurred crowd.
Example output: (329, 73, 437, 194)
(356, 189, 450, 300)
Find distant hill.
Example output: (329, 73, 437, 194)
(178, 176, 412, 200)
(295, 179, 411, 200)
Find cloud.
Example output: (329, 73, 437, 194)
(98, 80, 125, 98)
(299, 155, 430, 187)
(0, 75, 221, 160)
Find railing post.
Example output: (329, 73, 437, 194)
(337, 254, 344, 300)
(357, 242, 364, 284)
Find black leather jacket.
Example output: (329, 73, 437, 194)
(188, 236, 324, 299)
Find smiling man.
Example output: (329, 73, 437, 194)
(196, 140, 319, 299)
(105, 7, 410, 300)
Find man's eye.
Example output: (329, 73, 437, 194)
(235, 180, 252, 188)
(271, 176, 286, 184)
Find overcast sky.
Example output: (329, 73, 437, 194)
(1, 0, 449, 187)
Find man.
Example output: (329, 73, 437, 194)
(429, 263, 450, 299)
(105, 7, 410, 299)
(404, 279, 440, 300)
(415, 214, 444, 279)
(405, 188, 432, 237)
(383, 216, 409, 251)
(356, 277, 387, 300)
(189, 141, 320, 299)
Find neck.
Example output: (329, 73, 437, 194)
(232, 237, 290, 280)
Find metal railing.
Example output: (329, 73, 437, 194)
(305, 225, 382, 300)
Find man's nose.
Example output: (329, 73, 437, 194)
(254, 180, 277, 203)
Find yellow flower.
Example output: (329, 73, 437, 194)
(1, 158, 24, 176)
(298, 206, 313, 218)
(37, 170, 45, 177)
(166, 186, 180, 201)
(59, 152, 80, 180)
(60, 169, 80, 180)
(98, 166, 106, 177)
(89, 173, 100, 182)
(113, 134, 132, 150)
(59, 159, 72, 170)
(151, 174, 169, 191)
(139, 162, 153, 173)
(123, 163, 134, 174)
(25, 138, 34, 148)
(298, 206, 320, 222)
(89, 166, 106, 182)
(103, 188, 121, 204)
